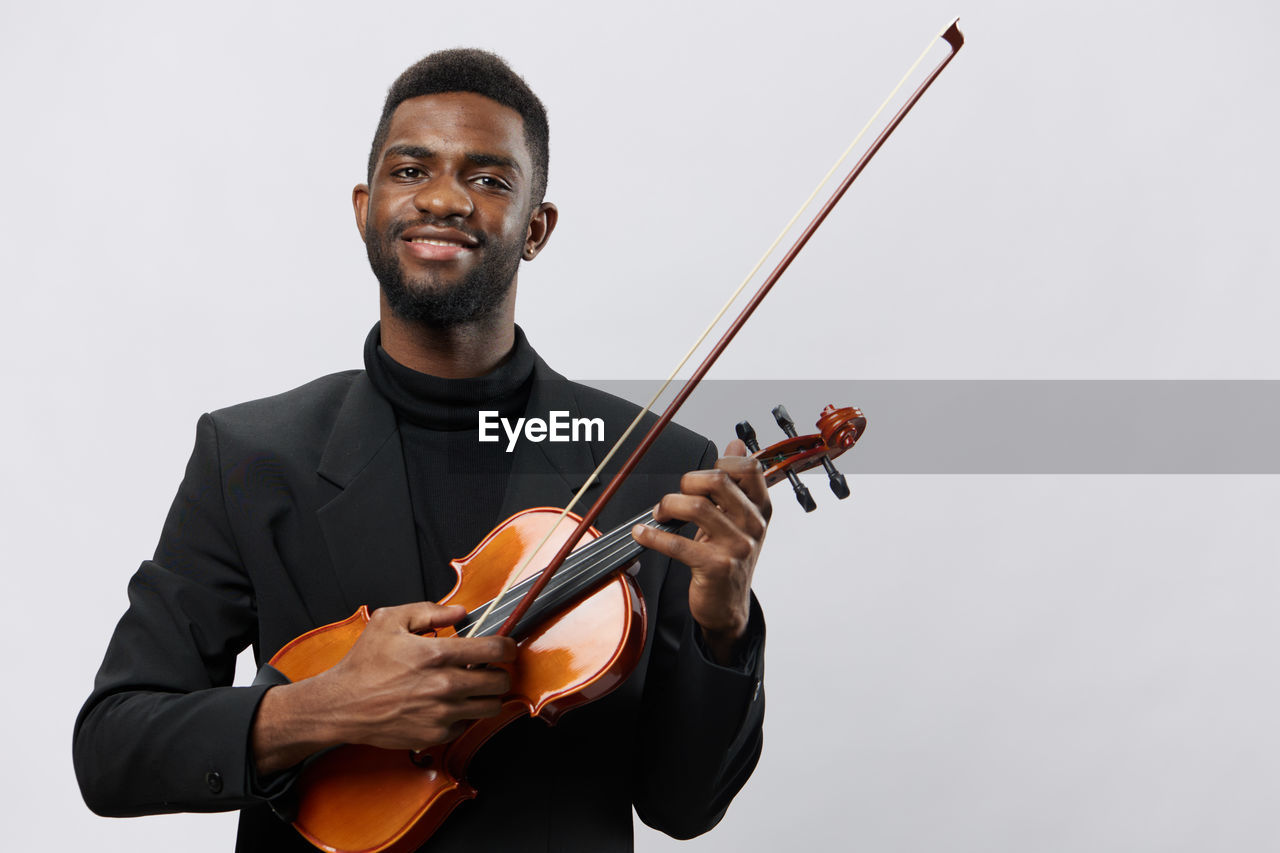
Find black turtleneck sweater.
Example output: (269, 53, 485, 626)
(364, 323, 535, 602)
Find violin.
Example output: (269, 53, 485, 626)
(268, 404, 866, 853)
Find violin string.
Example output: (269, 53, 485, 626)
(466, 20, 959, 638)
(460, 512, 646, 632)
(463, 511, 665, 636)
(472, 517, 677, 639)
(472, 508, 654, 617)
(458, 504, 650, 630)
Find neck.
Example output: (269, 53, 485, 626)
(378, 293, 516, 378)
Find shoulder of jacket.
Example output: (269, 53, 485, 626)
(203, 370, 363, 445)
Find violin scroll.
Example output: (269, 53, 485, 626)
(817, 404, 865, 451)
(738, 403, 867, 510)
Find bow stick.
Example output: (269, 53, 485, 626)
(467, 18, 966, 639)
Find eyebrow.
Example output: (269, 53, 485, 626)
(384, 145, 523, 174)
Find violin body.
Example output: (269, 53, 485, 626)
(268, 507, 646, 853)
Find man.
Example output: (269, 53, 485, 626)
(74, 49, 769, 852)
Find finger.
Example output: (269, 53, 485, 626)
(372, 601, 467, 635)
(449, 665, 512, 699)
(447, 697, 506, 721)
(417, 636, 518, 669)
(652, 492, 741, 541)
(632, 522, 715, 569)
(684, 458, 765, 502)
(715, 454, 771, 523)
(439, 721, 470, 745)
(686, 450, 762, 525)
(669, 471, 767, 539)
(403, 602, 468, 635)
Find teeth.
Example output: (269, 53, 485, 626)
(410, 237, 468, 247)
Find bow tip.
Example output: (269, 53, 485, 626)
(942, 18, 964, 51)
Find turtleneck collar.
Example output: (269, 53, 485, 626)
(364, 322, 536, 430)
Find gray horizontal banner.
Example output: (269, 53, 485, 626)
(581, 380, 1280, 474)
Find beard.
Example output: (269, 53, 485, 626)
(365, 217, 523, 328)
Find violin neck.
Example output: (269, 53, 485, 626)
(457, 510, 682, 640)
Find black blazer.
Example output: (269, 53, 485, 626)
(74, 354, 765, 852)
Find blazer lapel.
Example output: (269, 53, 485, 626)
(315, 373, 426, 612)
(311, 358, 619, 615)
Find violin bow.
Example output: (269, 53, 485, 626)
(467, 18, 966, 639)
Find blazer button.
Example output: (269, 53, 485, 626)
(206, 771, 224, 794)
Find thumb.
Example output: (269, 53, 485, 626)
(724, 438, 748, 457)
(372, 601, 467, 635)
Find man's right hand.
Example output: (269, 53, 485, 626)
(251, 602, 517, 777)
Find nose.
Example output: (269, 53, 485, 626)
(413, 175, 474, 220)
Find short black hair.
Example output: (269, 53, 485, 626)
(367, 49, 549, 204)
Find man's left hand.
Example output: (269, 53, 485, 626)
(632, 439, 771, 666)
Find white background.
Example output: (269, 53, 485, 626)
(2, 0, 1278, 849)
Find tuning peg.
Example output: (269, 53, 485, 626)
(735, 420, 761, 453)
(771, 404, 816, 510)
(822, 457, 850, 499)
(786, 469, 817, 512)
(771, 404, 798, 438)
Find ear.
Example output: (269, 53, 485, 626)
(522, 202, 559, 261)
(352, 184, 370, 241)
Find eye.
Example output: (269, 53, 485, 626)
(474, 175, 510, 190)
(391, 166, 424, 180)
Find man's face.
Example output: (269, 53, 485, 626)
(355, 92, 547, 327)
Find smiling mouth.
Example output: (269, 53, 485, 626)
(401, 235, 477, 263)
(406, 237, 473, 248)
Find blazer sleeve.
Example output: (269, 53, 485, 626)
(73, 413, 274, 815)
(630, 439, 767, 839)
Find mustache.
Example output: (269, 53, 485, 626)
(390, 218, 485, 246)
